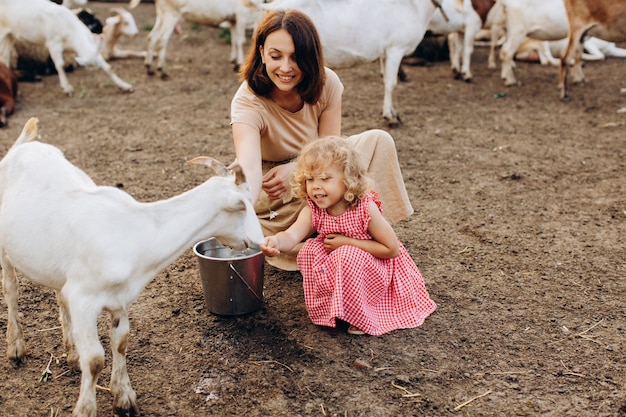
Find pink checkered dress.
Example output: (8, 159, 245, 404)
(297, 191, 436, 336)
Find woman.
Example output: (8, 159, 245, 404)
(231, 9, 413, 270)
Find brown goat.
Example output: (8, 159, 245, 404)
(0, 62, 17, 128)
(559, 0, 626, 100)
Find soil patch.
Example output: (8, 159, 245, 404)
(0, 3, 624, 416)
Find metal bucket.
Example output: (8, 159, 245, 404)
(193, 237, 264, 316)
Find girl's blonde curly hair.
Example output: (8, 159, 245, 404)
(292, 137, 373, 208)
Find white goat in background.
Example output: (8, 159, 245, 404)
(515, 37, 626, 66)
(129, 0, 265, 78)
(0, 0, 134, 95)
(258, 0, 440, 126)
(0, 118, 264, 417)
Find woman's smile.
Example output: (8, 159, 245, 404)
(276, 73, 296, 83)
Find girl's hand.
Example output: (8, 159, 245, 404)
(262, 163, 294, 200)
(323, 233, 349, 251)
(260, 236, 281, 257)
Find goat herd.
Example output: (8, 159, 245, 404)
(1, 0, 626, 128)
(0, 0, 625, 416)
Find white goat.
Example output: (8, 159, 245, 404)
(427, 0, 484, 82)
(0, 0, 134, 96)
(515, 37, 626, 66)
(129, 0, 265, 79)
(0, 118, 264, 417)
(496, 0, 569, 86)
(100, 7, 147, 61)
(11, 7, 142, 81)
(258, 0, 441, 126)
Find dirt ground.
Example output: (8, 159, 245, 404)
(0, 2, 625, 416)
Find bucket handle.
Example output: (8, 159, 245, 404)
(229, 262, 264, 302)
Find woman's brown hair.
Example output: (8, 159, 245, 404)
(239, 9, 326, 104)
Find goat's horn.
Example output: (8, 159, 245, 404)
(227, 160, 246, 186)
(187, 156, 229, 176)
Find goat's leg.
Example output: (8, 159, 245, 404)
(448, 32, 463, 80)
(1, 252, 26, 366)
(56, 291, 79, 367)
(154, 14, 181, 80)
(0, 29, 13, 67)
(570, 42, 585, 85)
(230, 22, 246, 72)
(459, 31, 475, 82)
(144, 13, 162, 75)
(94, 55, 134, 93)
(109, 308, 139, 416)
(46, 42, 74, 96)
(488, 24, 503, 70)
(381, 50, 403, 126)
(538, 41, 561, 66)
(499, 31, 524, 86)
(559, 28, 587, 100)
(113, 47, 146, 59)
(66, 294, 104, 417)
(0, 107, 7, 128)
(461, 15, 482, 82)
(499, 9, 531, 86)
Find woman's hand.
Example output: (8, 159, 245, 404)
(262, 162, 294, 200)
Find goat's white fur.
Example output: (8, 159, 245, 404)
(0, 0, 134, 95)
(0, 118, 263, 417)
(63, 0, 88, 8)
(129, 0, 264, 79)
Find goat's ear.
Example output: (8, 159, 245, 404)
(225, 198, 247, 213)
(187, 156, 229, 176)
(227, 160, 247, 186)
(105, 15, 120, 26)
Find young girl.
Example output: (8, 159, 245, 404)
(260, 137, 437, 336)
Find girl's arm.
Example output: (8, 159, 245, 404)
(324, 201, 400, 259)
(261, 205, 314, 256)
(232, 123, 263, 203)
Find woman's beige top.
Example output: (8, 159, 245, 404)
(230, 67, 343, 162)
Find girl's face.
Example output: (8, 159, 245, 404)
(305, 163, 348, 216)
(260, 29, 303, 94)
